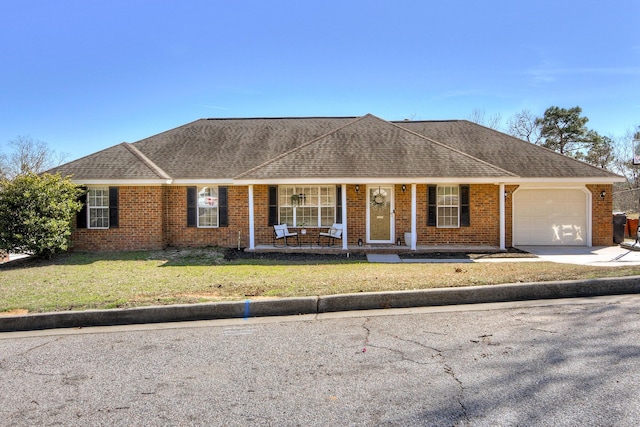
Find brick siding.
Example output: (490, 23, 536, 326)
(72, 186, 165, 251)
(71, 183, 614, 251)
(587, 184, 614, 246)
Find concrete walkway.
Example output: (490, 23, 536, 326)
(366, 245, 640, 267)
(518, 245, 640, 266)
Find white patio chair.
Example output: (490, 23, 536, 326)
(317, 223, 343, 246)
(273, 224, 299, 246)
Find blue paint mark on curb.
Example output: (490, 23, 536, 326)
(243, 299, 251, 320)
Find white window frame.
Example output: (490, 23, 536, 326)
(278, 185, 336, 227)
(437, 185, 460, 228)
(87, 187, 109, 229)
(197, 186, 219, 228)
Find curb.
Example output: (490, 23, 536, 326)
(1, 276, 640, 332)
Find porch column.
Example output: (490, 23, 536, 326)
(248, 184, 255, 250)
(342, 184, 348, 250)
(411, 184, 417, 250)
(499, 183, 506, 250)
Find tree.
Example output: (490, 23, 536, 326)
(0, 136, 67, 180)
(535, 106, 590, 156)
(468, 108, 503, 130)
(581, 131, 615, 169)
(0, 173, 83, 258)
(506, 109, 542, 144)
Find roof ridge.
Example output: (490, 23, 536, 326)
(205, 116, 358, 121)
(121, 142, 172, 180)
(384, 117, 519, 177)
(233, 115, 368, 179)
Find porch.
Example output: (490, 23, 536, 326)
(249, 244, 503, 254)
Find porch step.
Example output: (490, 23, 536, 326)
(366, 254, 402, 263)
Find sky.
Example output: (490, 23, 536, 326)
(1, 0, 639, 162)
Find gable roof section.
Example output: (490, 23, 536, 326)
(397, 120, 620, 179)
(236, 114, 516, 180)
(47, 142, 171, 181)
(131, 117, 356, 179)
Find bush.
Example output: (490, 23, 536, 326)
(0, 173, 83, 257)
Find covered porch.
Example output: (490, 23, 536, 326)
(245, 183, 510, 252)
(249, 243, 503, 254)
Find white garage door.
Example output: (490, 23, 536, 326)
(513, 189, 588, 246)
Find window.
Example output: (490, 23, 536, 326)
(77, 187, 118, 229)
(428, 184, 470, 228)
(278, 185, 335, 227)
(437, 185, 459, 227)
(197, 186, 218, 227)
(87, 187, 109, 228)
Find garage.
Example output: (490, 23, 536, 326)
(513, 188, 588, 246)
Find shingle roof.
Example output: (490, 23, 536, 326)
(237, 115, 515, 179)
(132, 117, 356, 179)
(49, 114, 622, 182)
(47, 143, 170, 180)
(397, 120, 618, 179)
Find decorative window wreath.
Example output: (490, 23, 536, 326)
(370, 190, 388, 210)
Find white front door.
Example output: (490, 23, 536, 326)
(367, 185, 394, 243)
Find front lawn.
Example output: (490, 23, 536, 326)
(2, 248, 640, 314)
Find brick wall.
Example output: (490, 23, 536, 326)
(70, 183, 615, 251)
(72, 186, 165, 251)
(326, 184, 501, 247)
(164, 186, 249, 248)
(587, 184, 614, 246)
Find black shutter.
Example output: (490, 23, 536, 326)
(76, 187, 88, 229)
(187, 186, 197, 227)
(460, 185, 470, 227)
(218, 186, 228, 227)
(335, 185, 342, 224)
(268, 186, 278, 226)
(108, 187, 119, 228)
(427, 185, 437, 226)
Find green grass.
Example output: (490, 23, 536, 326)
(2, 248, 640, 314)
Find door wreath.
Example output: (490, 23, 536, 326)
(370, 188, 388, 210)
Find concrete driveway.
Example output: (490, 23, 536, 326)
(517, 245, 640, 266)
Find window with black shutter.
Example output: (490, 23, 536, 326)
(108, 187, 119, 228)
(187, 186, 197, 227)
(218, 186, 228, 227)
(76, 187, 88, 229)
(268, 186, 278, 226)
(427, 185, 437, 226)
(460, 185, 470, 227)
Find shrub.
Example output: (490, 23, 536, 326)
(0, 173, 83, 257)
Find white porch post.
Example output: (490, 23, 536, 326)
(248, 184, 255, 250)
(342, 184, 348, 250)
(499, 183, 506, 250)
(411, 184, 417, 250)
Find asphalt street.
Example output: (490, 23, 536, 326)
(1, 295, 640, 426)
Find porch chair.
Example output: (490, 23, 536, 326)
(273, 224, 299, 246)
(317, 223, 343, 246)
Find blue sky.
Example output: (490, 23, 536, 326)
(1, 0, 639, 162)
